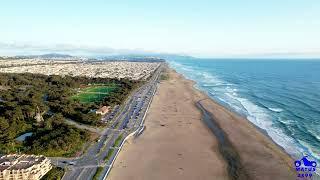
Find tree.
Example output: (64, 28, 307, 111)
(0, 117, 9, 140)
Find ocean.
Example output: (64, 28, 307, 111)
(168, 58, 320, 168)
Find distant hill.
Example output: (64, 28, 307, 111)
(39, 53, 73, 58)
(13, 53, 74, 59)
(95, 54, 193, 62)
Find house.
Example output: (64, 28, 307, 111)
(96, 106, 110, 115)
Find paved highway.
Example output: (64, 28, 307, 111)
(52, 63, 163, 180)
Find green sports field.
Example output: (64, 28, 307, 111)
(72, 84, 118, 103)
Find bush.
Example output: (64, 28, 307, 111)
(42, 166, 65, 180)
(92, 167, 104, 180)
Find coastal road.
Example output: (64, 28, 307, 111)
(55, 63, 163, 180)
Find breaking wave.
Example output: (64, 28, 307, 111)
(268, 107, 284, 113)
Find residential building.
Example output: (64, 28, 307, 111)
(0, 154, 52, 180)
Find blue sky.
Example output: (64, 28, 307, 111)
(0, 0, 320, 57)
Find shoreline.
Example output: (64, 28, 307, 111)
(108, 67, 296, 179)
(181, 69, 292, 160)
(178, 68, 297, 179)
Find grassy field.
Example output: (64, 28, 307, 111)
(72, 84, 118, 103)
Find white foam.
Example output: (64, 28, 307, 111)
(313, 133, 320, 142)
(200, 72, 224, 85)
(235, 97, 303, 155)
(202, 84, 214, 87)
(278, 117, 291, 125)
(268, 107, 284, 113)
(307, 128, 320, 142)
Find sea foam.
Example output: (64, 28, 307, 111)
(268, 107, 284, 113)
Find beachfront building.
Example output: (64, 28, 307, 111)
(0, 154, 52, 180)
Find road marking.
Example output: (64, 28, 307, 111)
(73, 165, 109, 169)
(76, 168, 85, 180)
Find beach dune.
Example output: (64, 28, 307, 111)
(108, 68, 296, 180)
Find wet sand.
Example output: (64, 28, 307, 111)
(108, 68, 296, 180)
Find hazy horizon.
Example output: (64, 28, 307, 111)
(1, 1, 320, 58)
(1, 42, 320, 59)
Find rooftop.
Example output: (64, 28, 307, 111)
(0, 154, 47, 171)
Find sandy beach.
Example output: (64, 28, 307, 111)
(108, 67, 296, 180)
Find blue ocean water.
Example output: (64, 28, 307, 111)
(168, 58, 320, 167)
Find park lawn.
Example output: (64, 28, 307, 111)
(72, 84, 118, 103)
(85, 86, 117, 93)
